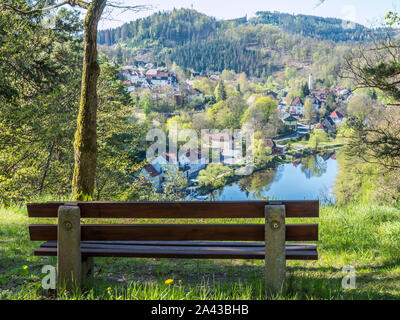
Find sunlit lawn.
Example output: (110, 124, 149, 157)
(1, 203, 400, 300)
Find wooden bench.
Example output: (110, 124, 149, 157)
(27, 201, 319, 294)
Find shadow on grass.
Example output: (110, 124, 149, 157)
(3, 252, 400, 299)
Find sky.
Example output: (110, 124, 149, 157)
(97, 0, 400, 30)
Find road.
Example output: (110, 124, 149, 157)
(274, 122, 313, 142)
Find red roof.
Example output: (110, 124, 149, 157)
(264, 139, 276, 148)
(185, 148, 203, 159)
(164, 153, 177, 163)
(311, 89, 329, 95)
(330, 110, 344, 119)
(143, 164, 160, 177)
(290, 97, 303, 106)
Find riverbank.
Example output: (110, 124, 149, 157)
(196, 156, 287, 196)
(1, 202, 400, 299)
(197, 145, 342, 197)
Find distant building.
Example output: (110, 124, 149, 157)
(267, 91, 278, 100)
(264, 139, 284, 155)
(180, 149, 207, 176)
(329, 110, 345, 126)
(141, 164, 162, 189)
(146, 70, 178, 87)
(289, 97, 304, 116)
(320, 117, 336, 133)
(282, 115, 298, 131)
(310, 89, 329, 103)
(308, 73, 313, 90)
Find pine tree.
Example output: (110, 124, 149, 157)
(215, 81, 227, 101)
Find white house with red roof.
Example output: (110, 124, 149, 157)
(329, 110, 345, 126)
(146, 69, 178, 87)
(141, 164, 163, 189)
(179, 149, 207, 176)
(289, 97, 304, 116)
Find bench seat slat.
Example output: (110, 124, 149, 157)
(34, 242, 318, 260)
(27, 201, 319, 218)
(29, 224, 318, 242)
(40, 240, 317, 248)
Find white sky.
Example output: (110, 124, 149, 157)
(96, 0, 400, 30)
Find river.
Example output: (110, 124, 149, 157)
(207, 151, 338, 203)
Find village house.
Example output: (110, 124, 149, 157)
(179, 149, 207, 177)
(277, 102, 287, 112)
(282, 114, 298, 131)
(151, 152, 196, 180)
(267, 91, 278, 100)
(202, 132, 235, 151)
(202, 132, 236, 164)
(317, 117, 336, 133)
(329, 110, 345, 126)
(264, 139, 285, 155)
(310, 89, 329, 102)
(289, 97, 304, 116)
(306, 95, 325, 112)
(141, 164, 163, 189)
(146, 70, 178, 87)
(174, 85, 204, 105)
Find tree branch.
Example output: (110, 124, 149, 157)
(0, 1, 71, 14)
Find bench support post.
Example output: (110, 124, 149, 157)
(81, 257, 94, 284)
(265, 204, 286, 296)
(58, 205, 81, 291)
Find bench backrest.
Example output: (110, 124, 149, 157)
(28, 201, 319, 243)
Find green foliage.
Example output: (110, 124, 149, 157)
(303, 98, 318, 125)
(308, 129, 329, 150)
(4, 203, 400, 300)
(347, 94, 374, 118)
(0, 7, 82, 205)
(97, 8, 376, 79)
(241, 96, 277, 131)
(0, 10, 146, 205)
(301, 82, 310, 97)
(251, 11, 372, 42)
(95, 60, 147, 200)
(214, 81, 227, 102)
(198, 163, 233, 189)
(207, 96, 247, 130)
(252, 133, 272, 167)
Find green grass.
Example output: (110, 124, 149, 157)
(1, 203, 400, 300)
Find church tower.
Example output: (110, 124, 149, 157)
(308, 73, 313, 91)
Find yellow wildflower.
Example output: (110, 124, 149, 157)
(22, 265, 28, 270)
(165, 279, 174, 284)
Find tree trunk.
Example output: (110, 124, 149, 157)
(72, 0, 107, 201)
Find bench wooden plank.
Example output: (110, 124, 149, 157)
(34, 243, 318, 260)
(29, 224, 318, 242)
(27, 201, 319, 218)
(40, 240, 317, 249)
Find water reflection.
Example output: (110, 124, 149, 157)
(209, 152, 338, 203)
(300, 154, 329, 179)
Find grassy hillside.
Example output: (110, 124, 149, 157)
(1, 203, 400, 300)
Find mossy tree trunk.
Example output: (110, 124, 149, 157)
(72, 0, 107, 201)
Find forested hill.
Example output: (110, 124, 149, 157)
(250, 11, 370, 42)
(98, 9, 371, 46)
(97, 9, 378, 77)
